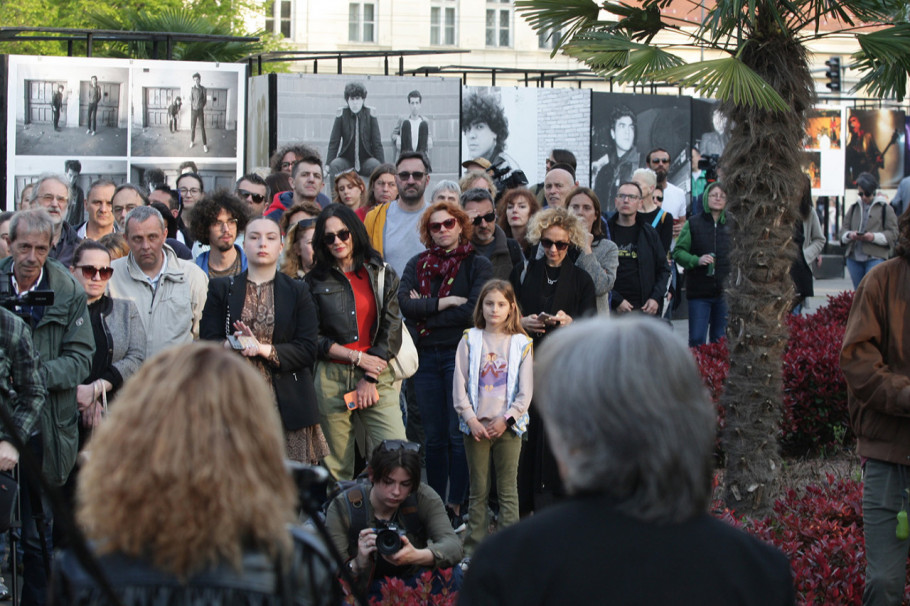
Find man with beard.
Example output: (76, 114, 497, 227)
(593, 106, 642, 215)
(365, 151, 431, 276)
(646, 148, 687, 232)
(30, 174, 82, 267)
(461, 187, 523, 280)
(188, 191, 250, 278)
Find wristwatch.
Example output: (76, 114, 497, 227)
(504, 414, 516, 428)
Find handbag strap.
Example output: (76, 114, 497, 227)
(376, 262, 386, 301)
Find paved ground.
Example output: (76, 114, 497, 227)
(130, 127, 238, 158)
(669, 268, 852, 341)
(15, 123, 128, 157)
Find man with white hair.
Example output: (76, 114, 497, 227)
(30, 174, 82, 267)
(460, 317, 796, 605)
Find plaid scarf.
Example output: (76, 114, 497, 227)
(415, 242, 474, 337)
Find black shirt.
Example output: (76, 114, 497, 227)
(613, 223, 643, 309)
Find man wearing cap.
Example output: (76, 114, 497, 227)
(462, 157, 492, 175)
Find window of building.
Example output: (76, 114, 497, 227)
(264, 0, 292, 38)
(485, 0, 512, 48)
(430, 1, 456, 46)
(538, 28, 561, 50)
(349, 2, 376, 43)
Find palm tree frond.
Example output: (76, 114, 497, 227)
(515, 0, 602, 54)
(601, 2, 665, 42)
(657, 57, 790, 112)
(560, 31, 683, 80)
(850, 24, 910, 101)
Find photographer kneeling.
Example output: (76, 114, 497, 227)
(325, 440, 463, 597)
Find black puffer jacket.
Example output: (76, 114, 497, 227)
(305, 255, 403, 361)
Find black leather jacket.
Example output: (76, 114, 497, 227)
(305, 255, 403, 361)
(50, 527, 338, 606)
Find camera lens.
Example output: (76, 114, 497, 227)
(375, 528, 403, 556)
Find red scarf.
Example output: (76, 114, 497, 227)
(415, 243, 473, 337)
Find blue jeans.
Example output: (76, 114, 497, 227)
(847, 257, 885, 289)
(413, 346, 468, 506)
(687, 296, 728, 347)
(862, 459, 910, 605)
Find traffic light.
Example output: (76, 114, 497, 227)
(825, 57, 841, 92)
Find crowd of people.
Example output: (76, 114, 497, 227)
(5, 136, 889, 604)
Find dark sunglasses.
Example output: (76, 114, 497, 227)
(77, 265, 114, 280)
(238, 189, 266, 204)
(397, 171, 426, 181)
(651, 157, 670, 164)
(471, 212, 496, 226)
(540, 238, 570, 251)
(378, 439, 421, 453)
(429, 218, 458, 233)
(323, 229, 351, 245)
(860, 191, 873, 198)
(654, 194, 664, 201)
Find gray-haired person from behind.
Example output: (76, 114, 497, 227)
(459, 317, 796, 606)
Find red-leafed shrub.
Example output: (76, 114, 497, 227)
(692, 291, 855, 456)
(714, 474, 910, 605)
(340, 568, 459, 606)
(780, 290, 854, 455)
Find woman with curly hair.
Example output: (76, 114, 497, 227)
(333, 170, 367, 214)
(461, 89, 522, 176)
(496, 187, 540, 257)
(509, 207, 596, 515)
(281, 217, 317, 278)
(51, 343, 337, 604)
(398, 201, 493, 529)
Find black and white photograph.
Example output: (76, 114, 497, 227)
(591, 92, 691, 214)
(130, 65, 243, 158)
(9, 56, 129, 157)
(461, 86, 537, 187)
(536, 88, 591, 189)
(251, 73, 462, 190)
(12, 157, 127, 213)
(845, 108, 905, 189)
(129, 160, 239, 194)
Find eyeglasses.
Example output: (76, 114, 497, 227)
(323, 229, 351, 245)
(238, 189, 265, 204)
(859, 191, 873, 198)
(378, 439, 421, 453)
(429, 218, 458, 233)
(650, 157, 671, 165)
(397, 171, 426, 182)
(616, 193, 641, 201)
(540, 238, 570, 251)
(76, 265, 114, 280)
(280, 161, 293, 170)
(471, 212, 496, 226)
(178, 187, 201, 196)
(214, 219, 238, 231)
(39, 193, 68, 205)
(653, 195, 664, 202)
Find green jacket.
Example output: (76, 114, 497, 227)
(0, 307, 46, 444)
(0, 257, 94, 485)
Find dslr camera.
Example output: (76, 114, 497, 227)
(373, 521, 406, 556)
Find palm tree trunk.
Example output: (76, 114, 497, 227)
(720, 25, 814, 517)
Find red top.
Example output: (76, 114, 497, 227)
(332, 268, 377, 364)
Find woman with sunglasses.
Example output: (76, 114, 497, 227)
(509, 207, 595, 515)
(325, 439, 463, 599)
(71, 240, 146, 432)
(840, 171, 899, 288)
(306, 204, 408, 482)
(398, 201, 493, 530)
(201, 217, 327, 465)
(334, 170, 367, 214)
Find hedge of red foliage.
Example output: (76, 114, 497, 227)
(693, 290, 855, 456)
(714, 474, 868, 604)
(341, 568, 459, 606)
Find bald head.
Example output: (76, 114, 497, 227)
(544, 168, 577, 208)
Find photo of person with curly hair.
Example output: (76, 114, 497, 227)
(461, 88, 528, 182)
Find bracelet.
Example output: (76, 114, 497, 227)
(349, 349, 357, 363)
(355, 351, 363, 366)
(363, 375, 378, 384)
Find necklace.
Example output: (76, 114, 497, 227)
(544, 265, 558, 286)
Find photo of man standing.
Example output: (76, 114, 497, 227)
(189, 73, 208, 153)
